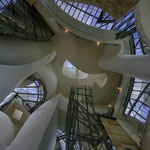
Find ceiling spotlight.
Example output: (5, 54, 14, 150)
(65, 28, 69, 33)
(96, 41, 101, 46)
(117, 87, 122, 92)
(108, 104, 112, 108)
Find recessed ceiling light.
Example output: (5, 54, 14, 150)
(96, 41, 101, 46)
(65, 28, 69, 33)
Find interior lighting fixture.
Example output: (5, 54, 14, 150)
(108, 104, 112, 108)
(96, 41, 101, 46)
(65, 28, 69, 33)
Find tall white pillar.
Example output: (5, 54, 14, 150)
(98, 55, 150, 82)
(6, 94, 61, 150)
(0, 51, 56, 103)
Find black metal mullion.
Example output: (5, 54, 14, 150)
(128, 83, 149, 115)
(66, 85, 114, 150)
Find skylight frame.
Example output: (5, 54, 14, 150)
(0, 76, 46, 112)
(55, 0, 114, 30)
(63, 60, 88, 80)
(124, 32, 150, 124)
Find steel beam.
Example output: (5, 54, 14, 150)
(66, 85, 114, 150)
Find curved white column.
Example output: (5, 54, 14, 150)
(0, 111, 14, 145)
(37, 64, 57, 100)
(5, 94, 61, 150)
(0, 36, 54, 65)
(53, 32, 121, 74)
(135, 0, 150, 48)
(0, 50, 56, 103)
(98, 55, 150, 82)
(38, 0, 119, 44)
(35, 0, 61, 34)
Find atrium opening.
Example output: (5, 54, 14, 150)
(0, 0, 150, 150)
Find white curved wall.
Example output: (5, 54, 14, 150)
(37, 63, 57, 100)
(0, 51, 56, 103)
(95, 73, 107, 88)
(0, 36, 54, 65)
(62, 60, 88, 79)
(35, 0, 125, 49)
(53, 57, 121, 105)
(98, 54, 150, 83)
(0, 111, 14, 145)
(41, 0, 117, 44)
(7, 95, 60, 150)
(135, 0, 150, 48)
(53, 32, 121, 74)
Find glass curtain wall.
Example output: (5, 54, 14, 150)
(0, 0, 54, 41)
(54, 0, 150, 124)
(0, 76, 46, 113)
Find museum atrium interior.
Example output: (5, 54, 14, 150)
(0, 0, 150, 150)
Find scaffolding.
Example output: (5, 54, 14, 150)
(66, 85, 114, 150)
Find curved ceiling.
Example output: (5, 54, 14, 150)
(53, 32, 120, 74)
(52, 56, 121, 106)
(55, 0, 114, 30)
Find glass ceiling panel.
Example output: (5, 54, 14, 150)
(55, 0, 114, 30)
(0, 77, 46, 112)
(125, 78, 150, 123)
(55, 0, 150, 124)
(123, 28, 150, 123)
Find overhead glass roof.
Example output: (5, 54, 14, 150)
(55, 0, 114, 30)
(0, 76, 46, 112)
(0, 0, 17, 13)
(63, 60, 88, 79)
(55, 0, 150, 124)
(124, 32, 150, 124)
(55, 0, 138, 33)
(125, 78, 150, 123)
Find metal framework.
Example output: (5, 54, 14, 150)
(0, 0, 54, 41)
(66, 85, 114, 150)
(109, 8, 150, 124)
(114, 9, 150, 54)
(55, 0, 114, 30)
(124, 78, 150, 123)
(55, 0, 150, 55)
(123, 31, 150, 123)
(112, 10, 136, 39)
(57, 131, 66, 142)
(0, 76, 46, 113)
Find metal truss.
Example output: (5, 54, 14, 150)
(112, 10, 135, 39)
(114, 9, 150, 55)
(0, 76, 46, 113)
(123, 32, 150, 123)
(124, 77, 150, 123)
(55, 0, 114, 30)
(0, 0, 54, 41)
(57, 131, 66, 142)
(55, 0, 150, 54)
(66, 85, 114, 150)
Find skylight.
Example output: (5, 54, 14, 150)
(55, 0, 114, 30)
(63, 60, 88, 79)
(124, 78, 150, 123)
(65, 61, 76, 70)
(124, 32, 150, 123)
(0, 76, 46, 112)
(0, 0, 16, 12)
